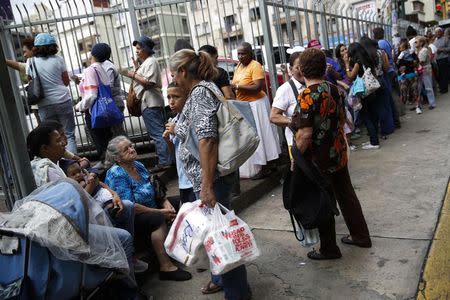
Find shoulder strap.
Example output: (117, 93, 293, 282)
(192, 82, 226, 103)
(31, 58, 39, 79)
(288, 79, 299, 100)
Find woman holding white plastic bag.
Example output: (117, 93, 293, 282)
(169, 49, 252, 300)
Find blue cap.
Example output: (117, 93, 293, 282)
(133, 36, 155, 55)
(34, 33, 56, 46)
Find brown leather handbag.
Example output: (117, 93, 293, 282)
(127, 70, 143, 117)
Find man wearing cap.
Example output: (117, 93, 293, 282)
(433, 27, 450, 93)
(128, 36, 172, 170)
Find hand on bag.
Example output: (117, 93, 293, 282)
(200, 187, 217, 208)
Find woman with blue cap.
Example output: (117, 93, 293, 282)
(128, 36, 172, 171)
(75, 43, 123, 161)
(26, 32, 77, 154)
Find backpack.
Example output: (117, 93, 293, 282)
(186, 83, 260, 176)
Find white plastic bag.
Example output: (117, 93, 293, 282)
(164, 200, 212, 267)
(203, 204, 260, 275)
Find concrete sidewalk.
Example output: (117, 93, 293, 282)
(141, 93, 450, 299)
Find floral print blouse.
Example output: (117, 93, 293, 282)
(105, 161, 156, 208)
(297, 82, 348, 173)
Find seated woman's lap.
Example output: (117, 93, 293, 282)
(134, 211, 165, 237)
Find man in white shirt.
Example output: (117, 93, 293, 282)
(270, 49, 305, 157)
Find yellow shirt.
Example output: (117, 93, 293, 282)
(232, 60, 266, 101)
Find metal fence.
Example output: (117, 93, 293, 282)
(0, 0, 390, 207)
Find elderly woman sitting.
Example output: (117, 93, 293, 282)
(104, 135, 191, 281)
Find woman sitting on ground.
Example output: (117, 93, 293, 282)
(104, 135, 192, 282)
(26, 124, 139, 282)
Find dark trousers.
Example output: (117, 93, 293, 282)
(436, 58, 449, 93)
(319, 166, 371, 254)
(85, 112, 113, 160)
(361, 94, 380, 145)
(386, 71, 401, 127)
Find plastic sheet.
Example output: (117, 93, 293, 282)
(0, 179, 128, 271)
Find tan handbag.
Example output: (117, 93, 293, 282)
(126, 70, 143, 117)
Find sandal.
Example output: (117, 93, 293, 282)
(307, 249, 342, 260)
(341, 235, 372, 248)
(201, 281, 223, 295)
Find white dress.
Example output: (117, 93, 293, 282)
(239, 95, 281, 178)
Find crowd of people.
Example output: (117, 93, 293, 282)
(5, 23, 449, 299)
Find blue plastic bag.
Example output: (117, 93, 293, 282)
(350, 76, 366, 97)
(91, 70, 124, 129)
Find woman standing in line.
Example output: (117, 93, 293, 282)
(75, 43, 122, 160)
(344, 43, 381, 150)
(231, 42, 281, 179)
(169, 48, 252, 300)
(27, 32, 77, 154)
(128, 36, 172, 171)
(416, 36, 436, 110)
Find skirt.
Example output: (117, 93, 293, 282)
(239, 95, 281, 178)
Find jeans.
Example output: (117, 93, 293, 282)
(112, 200, 135, 237)
(385, 71, 401, 127)
(38, 100, 77, 154)
(211, 174, 250, 300)
(142, 107, 172, 166)
(421, 73, 436, 107)
(377, 77, 394, 136)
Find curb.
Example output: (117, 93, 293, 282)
(231, 166, 286, 213)
(416, 180, 450, 300)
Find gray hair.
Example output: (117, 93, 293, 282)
(435, 27, 443, 33)
(239, 42, 253, 54)
(104, 135, 130, 168)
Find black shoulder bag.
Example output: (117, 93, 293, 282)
(282, 83, 339, 230)
(26, 58, 45, 105)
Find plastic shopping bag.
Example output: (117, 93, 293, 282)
(164, 200, 212, 267)
(203, 204, 260, 275)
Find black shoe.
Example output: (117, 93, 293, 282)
(159, 268, 192, 281)
(429, 106, 435, 110)
(307, 249, 342, 260)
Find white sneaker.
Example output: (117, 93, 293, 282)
(349, 145, 357, 151)
(362, 143, 380, 150)
(362, 141, 371, 146)
(133, 258, 149, 273)
(416, 107, 422, 114)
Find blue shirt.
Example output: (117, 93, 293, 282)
(325, 57, 342, 84)
(378, 39, 395, 73)
(105, 161, 156, 208)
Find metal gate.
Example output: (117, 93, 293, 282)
(0, 0, 390, 208)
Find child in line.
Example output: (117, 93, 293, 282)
(162, 82, 195, 204)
